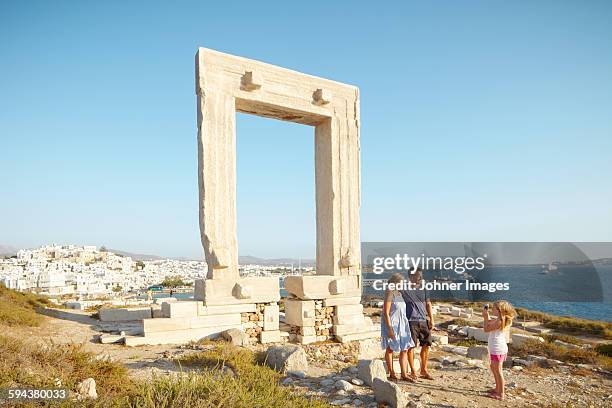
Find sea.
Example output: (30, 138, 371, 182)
(148, 265, 612, 322)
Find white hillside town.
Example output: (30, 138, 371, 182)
(0, 244, 312, 299)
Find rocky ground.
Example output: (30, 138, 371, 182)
(4, 308, 611, 407)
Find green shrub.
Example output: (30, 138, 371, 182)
(595, 343, 612, 357)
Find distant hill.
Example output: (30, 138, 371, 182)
(107, 248, 166, 261)
(0, 245, 18, 256)
(0, 244, 313, 265)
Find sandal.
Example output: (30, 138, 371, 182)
(388, 372, 398, 381)
(419, 372, 434, 380)
(487, 392, 504, 401)
(400, 374, 415, 383)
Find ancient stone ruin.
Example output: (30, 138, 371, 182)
(120, 48, 376, 345)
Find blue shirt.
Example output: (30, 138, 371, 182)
(400, 288, 429, 321)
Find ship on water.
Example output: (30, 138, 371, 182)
(540, 262, 559, 274)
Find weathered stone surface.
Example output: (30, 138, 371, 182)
(143, 313, 241, 333)
(161, 301, 198, 318)
(265, 344, 309, 373)
(373, 378, 408, 408)
(336, 330, 379, 343)
(335, 304, 364, 316)
(98, 334, 124, 344)
(357, 359, 386, 386)
(467, 345, 490, 361)
(467, 327, 488, 342)
(512, 333, 544, 347)
(322, 296, 362, 307)
(263, 304, 280, 331)
(234, 283, 252, 299)
(197, 303, 256, 316)
(124, 323, 241, 346)
(196, 277, 280, 306)
(221, 328, 250, 346)
(99, 307, 152, 322)
(284, 299, 316, 326)
(296, 334, 317, 344)
(284, 275, 360, 300)
(260, 330, 282, 344)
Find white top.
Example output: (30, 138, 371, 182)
(488, 328, 508, 355)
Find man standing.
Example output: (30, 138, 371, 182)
(400, 267, 435, 380)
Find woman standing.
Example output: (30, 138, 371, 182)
(381, 273, 415, 381)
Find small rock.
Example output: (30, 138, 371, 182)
(287, 370, 306, 379)
(352, 399, 363, 406)
(467, 345, 489, 361)
(357, 359, 386, 386)
(321, 378, 335, 387)
(335, 379, 354, 392)
(351, 378, 364, 386)
(554, 339, 580, 349)
(265, 344, 309, 373)
(514, 358, 534, 367)
(76, 378, 97, 400)
(330, 398, 351, 406)
(512, 365, 524, 371)
(221, 328, 250, 347)
(373, 378, 408, 408)
(281, 377, 293, 385)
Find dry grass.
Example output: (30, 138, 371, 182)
(0, 334, 331, 408)
(514, 308, 612, 340)
(509, 338, 612, 371)
(0, 283, 50, 327)
(0, 335, 136, 407)
(176, 344, 331, 408)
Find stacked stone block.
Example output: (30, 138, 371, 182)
(124, 300, 282, 346)
(240, 302, 281, 343)
(283, 296, 378, 345)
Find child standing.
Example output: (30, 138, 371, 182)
(381, 273, 414, 381)
(483, 300, 516, 401)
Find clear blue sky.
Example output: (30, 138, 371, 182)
(1, 1, 611, 259)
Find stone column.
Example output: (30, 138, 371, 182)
(196, 90, 239, 281)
